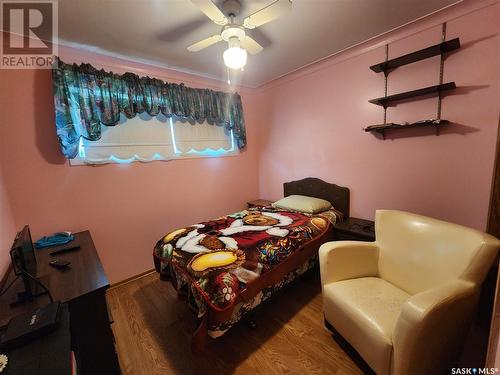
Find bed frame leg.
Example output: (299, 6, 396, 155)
(191, 315, 208, 353)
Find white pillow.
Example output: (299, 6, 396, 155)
(272, 194, 332, 214)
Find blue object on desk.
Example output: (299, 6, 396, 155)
(35, 232, 74, 249)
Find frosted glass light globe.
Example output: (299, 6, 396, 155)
(223, 47, 247, 69)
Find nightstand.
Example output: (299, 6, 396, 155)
(333, 217, 375, 242)
(247, 199, 274, 209)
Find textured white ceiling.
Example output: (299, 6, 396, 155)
(58, 0, 460, 87)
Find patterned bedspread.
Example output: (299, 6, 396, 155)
(154, 206, 339, 315)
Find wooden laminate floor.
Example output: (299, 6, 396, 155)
(106, 270, 365, 375)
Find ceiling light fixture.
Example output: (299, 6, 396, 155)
(223, 47, 247, 70)
(187, 0, 292, 72)
(223, 34, 247, 70)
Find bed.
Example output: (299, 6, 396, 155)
(153, 177, 350, 350)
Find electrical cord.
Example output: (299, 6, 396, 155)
(0, 271, 53, 303)
(21, 271, 54, 304)
(0, 275, 20, 297)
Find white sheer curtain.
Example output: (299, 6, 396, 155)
(71, 114, 236, 165)
(73, 113, 175, 164)
(171, 119, 234, 153)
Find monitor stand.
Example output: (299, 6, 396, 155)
(10, 278, 49, 306)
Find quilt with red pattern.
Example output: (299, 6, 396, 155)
(153, 206, 340, 314)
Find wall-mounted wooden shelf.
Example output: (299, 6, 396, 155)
(368, 82, 456, 107)
(366, 24, 459, 140)
(370, 38, 460, 73)
(364, 119, 449, 138)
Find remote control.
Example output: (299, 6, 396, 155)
(49, 259, 71, 269)
(49, 245, 80, 256)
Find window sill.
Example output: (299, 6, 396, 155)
(69, 150, 239, 166)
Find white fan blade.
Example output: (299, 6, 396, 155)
(243, 0, 291, 29)
(241, 36, 264, 55)
(190, 0, 228, 26)
(187, 35, 223, 52)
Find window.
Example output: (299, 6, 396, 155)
(71, 113, 237, 165)
(170, 118, 235, 157)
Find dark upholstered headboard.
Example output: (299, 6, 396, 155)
(283, 177, 350, 218)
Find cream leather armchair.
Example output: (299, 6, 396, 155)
(320, 210, 500, 375)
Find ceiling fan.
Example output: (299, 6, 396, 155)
(187, 0, 292, 70)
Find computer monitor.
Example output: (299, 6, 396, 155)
(9, 225, 48, 304)
(11, 226, 36, 276)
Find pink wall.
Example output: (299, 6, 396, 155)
(256, 0, 500, 231)
(0, 0, 498, 284)
(0, 46, 261, 283)
(0, 162, 16, 277)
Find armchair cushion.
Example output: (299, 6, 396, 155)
(323, 277, 410, 375)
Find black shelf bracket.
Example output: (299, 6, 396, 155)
(383, 44, 389, 124)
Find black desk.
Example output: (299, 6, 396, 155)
(1, 305, 71, 375)
(0, 231, 120, 375)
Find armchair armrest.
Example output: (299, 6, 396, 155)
(392, 280, 477, 375)
(401, 279, 476, 319)
(319, 241, 379, 286)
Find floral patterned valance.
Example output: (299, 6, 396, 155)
(52, 57, 246, 159)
